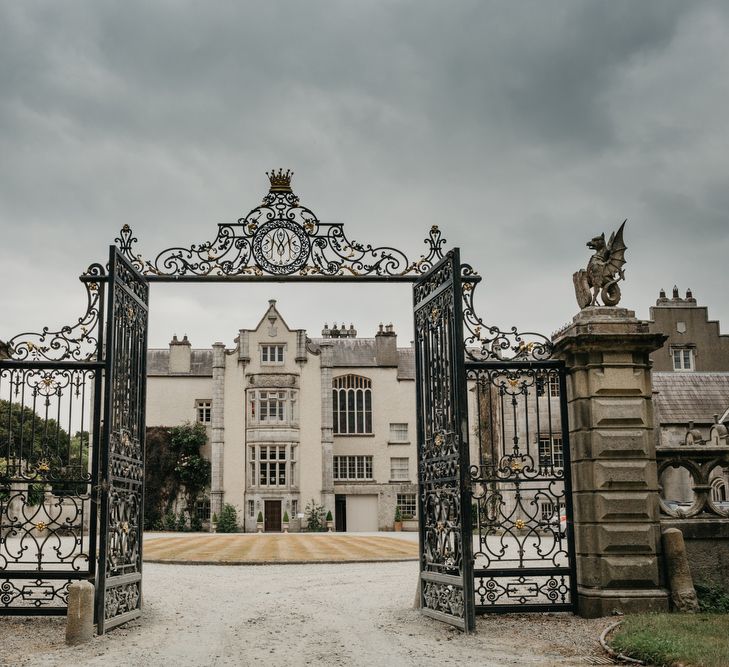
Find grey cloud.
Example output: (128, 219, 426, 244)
(1, 1, 728, 347)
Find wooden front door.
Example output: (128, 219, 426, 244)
(264, 500, 282, 532)
(335, 495, 347, 532)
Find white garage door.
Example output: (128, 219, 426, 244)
(346, 495, 378, 532)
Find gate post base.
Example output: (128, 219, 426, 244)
(576, 587, 668, 618)
(66, 580, 95, 645)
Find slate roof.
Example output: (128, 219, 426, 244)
(314, 338, 416, 380)
(147, 349, 213, 376)
(397, 348, 415, 381)
(325, 338, 378, 366)
(652, 372, 729, 424)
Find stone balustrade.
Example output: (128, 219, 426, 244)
(657, 444, 729, 519)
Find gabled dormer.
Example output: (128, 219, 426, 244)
(237, 299, 307, 368)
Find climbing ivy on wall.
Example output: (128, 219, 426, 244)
(144, 422, 211, 530)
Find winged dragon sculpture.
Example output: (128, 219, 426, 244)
(573, 220, 627, 308)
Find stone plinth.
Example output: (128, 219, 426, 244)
(553, 306, 669, 617)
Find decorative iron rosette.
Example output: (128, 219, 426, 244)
(116, 170, 446, 278)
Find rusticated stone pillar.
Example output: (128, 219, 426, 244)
(552, 307, 669, 617)
(210, 342, 226, 522)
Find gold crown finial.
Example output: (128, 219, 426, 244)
(266, 168, 293, 193)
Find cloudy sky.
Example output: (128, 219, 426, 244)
(1, 1, 727, 351)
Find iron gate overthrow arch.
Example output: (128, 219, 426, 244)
(1, 170, 575, 634)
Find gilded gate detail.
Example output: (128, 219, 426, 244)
(96, 248, 148, 633)
(413, 250, 475, 631)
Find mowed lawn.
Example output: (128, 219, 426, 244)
(611, 613, 729, 667)
(143, 533, 419, 564)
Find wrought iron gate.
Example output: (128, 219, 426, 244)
(413, 249, 475, 632)
(96, 247, 148, 633)
(0, 267, 104, 615)
(465, 360, 576, 613)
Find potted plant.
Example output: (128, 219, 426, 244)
(256, 510, 264, 533)
(325, 510, 334, 532)
(394, 505, 403, 532)
(211, 512, 218, 533)
(282, 510, 289, 533)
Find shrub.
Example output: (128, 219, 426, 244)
(211, 512, 218, 524)
(26, 483, 46, 507)
(256, 511, 263, 523)
(190, 514, 202, 532)
(162, 511, 177, 531)
(325, 510, 333, 522)
(176, 512, 188, 532)
(394, 505, 402, 522)
(283, 511, 289, 523)
(217, 503, 238, 533)
(696, 583, 729, 613)
(304, 499, 326, 532)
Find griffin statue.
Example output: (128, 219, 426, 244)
(573, 220, 627, 308)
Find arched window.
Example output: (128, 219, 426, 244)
(711, 476, 727, 502)
(332, 375, 372, 434)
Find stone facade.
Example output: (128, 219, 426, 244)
(145, 301, 417, 532)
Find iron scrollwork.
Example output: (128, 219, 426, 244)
(116, 170, 446, 279)
(466, 364, 576, 611)
(414, 250, 475, 631)
(97, 247, 148, 634)
(3, 264, 105, 362)
(461, 264, 554, 362)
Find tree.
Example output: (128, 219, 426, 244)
(170, 422, 211, 519)
(0, 399, 71, 468)
(304, 498, 326, 532)
(217, 503, 238, 533)
(144, 423, 211, 530)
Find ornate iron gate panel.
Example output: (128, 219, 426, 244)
(467, 361, 576, 613)
(0, 268, 104, 615)
(96, 247, 148, 633)
(413, 249, 475, 632)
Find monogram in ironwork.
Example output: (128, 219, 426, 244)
(115, 169, 446, 279)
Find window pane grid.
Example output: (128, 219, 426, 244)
(196, 400, 212, 423)
(538, 436, 564, 468)
(390, 457, 409, 481)
(333, 455, 374, 481)
(261, 345, 285, 363)
(251, 444, 293, 487)
(332, 375, 373, 435)
(396, 493, 417, 518)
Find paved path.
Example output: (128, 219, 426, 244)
(142, 532, 419, 564)
(0, 561, 611, 667)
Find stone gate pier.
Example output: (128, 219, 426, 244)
(553, 306, 670, 617)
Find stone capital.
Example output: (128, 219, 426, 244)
(553, 307, 667, 357)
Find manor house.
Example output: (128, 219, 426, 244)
(145, 300, 418, 532)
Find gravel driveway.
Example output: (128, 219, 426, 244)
(0, 561, 611, 667)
